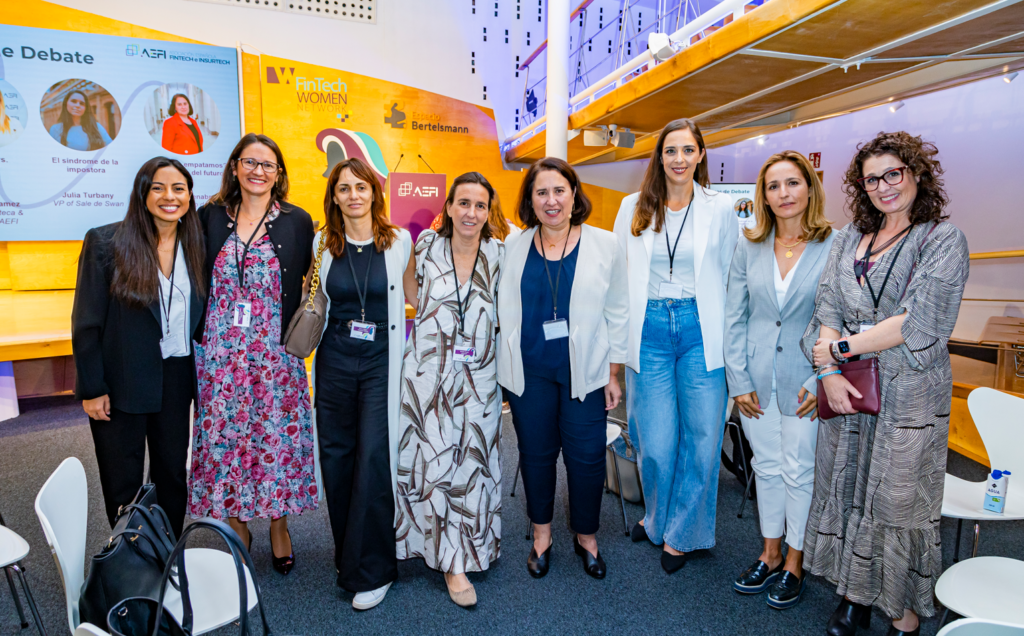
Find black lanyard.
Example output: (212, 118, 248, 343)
(539, 227, 572, 320)
(449, 238, 481, 336)
(665, 199, 693, 281)
(345, 240, 375, 322)
(233, 207, 272, 289)
(855, 224, 911, 280)
(863, 230, 911, 321)
(158, 232, 180, 336)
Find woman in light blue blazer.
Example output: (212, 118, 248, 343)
(724, 150, 833, 609)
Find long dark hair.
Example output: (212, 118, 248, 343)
(632, 118, 710, 236)
(322, 158, 398, 258)
(211, 133, 290, 214)
(58, 90, 105, 150)
(438, 172, 495, 241)
(514, 157, 592, 228)
(110, 157, 206, 307)
(844, 131, 949, 233)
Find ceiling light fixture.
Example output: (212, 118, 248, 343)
(757, 135, 767, 145)
(1004, 72, 1019, 83)
(889, 101, 905, 113)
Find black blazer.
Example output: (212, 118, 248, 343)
(196, 201, 314, 345)
(71, 222, 204, 414)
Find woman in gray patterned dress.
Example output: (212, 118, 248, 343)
(396, 172, 504, 608)
(803, 132, 968, 636)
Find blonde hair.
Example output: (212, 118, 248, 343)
(746, 150, 831, 243)
(488, 191, 511, 241)
(0, 92, 9, 134)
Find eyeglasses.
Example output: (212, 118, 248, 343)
(236, 157, 280, 175)
(856, 166, 907, 192)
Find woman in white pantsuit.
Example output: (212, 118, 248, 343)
(724, 150, 833, 609)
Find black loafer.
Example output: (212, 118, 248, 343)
(630, 522, 649, 543)
(733, 559, 783, 594)
(826, 598, 872, 636)
(766, 570, 803, 609)
(573, 535, 606, 579)
(886, 626, 919, 636)
(660, 551, 687, 574)
(527, 544, 551, 578)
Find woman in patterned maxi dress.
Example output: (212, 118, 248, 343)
(803, 132, 968, 636)
(396, 173, 504, 608)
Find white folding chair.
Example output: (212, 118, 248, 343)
(941, 388, 1024, 562)
(938, 617, 1024, 636)
(73, 624, 110, 636)
(936, 557, 1024, 629)
(0, 516, 47, 635)
(35, 457, 259, 635)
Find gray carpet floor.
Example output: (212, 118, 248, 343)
(0, 393, 1021, 636)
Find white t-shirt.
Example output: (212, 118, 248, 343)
(648, 205, 695, 299)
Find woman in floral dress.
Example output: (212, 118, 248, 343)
(190, 133, 317, 575)
(397, 172, 504, 608)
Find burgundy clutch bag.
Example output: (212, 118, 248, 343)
(817, 357, 881, 420)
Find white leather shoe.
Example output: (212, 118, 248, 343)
(352, 582, 392, 610)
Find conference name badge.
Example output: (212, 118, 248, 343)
(542, 318, 569, 341)
(232, 302, 252, 328)
(859, 323, 875, 334)
(659, 282, 685, 299)
(159, 337, 176, 358)
(453, 345, 476, 363)
(350, 320, 376, 341)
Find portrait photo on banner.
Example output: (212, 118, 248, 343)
(143, 82, 221, 156)
(40, 79, 121, 152)
(0, 79, 28, 148)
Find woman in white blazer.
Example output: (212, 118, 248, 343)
(725, 150, 833, 609)
(612, 119, 737, 573)
(309, 158, 411, 611)
(497, 157, 628, 581)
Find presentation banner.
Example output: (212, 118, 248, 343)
(710, 183, 757, 236)
(388, 173, 446, 243)
(0, 24, 240, 241)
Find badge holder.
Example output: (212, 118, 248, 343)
(232, 302, 252, 328)
(350, 320, 376, 341)
(659, 282, 684, 299)
(543, 318, 569, 341)
(453, 335, 476, 363)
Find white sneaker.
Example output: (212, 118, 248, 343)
(352, 582, 392, 610)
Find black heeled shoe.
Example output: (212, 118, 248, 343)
(573, 535, 606, 579)
(630, 522, 649, 543)
(886, 625, 920, 636)
(661, 550, 687, 574)
(271, 527, 295, 576)
(527, 543, 551, 578)
(826, 598, 872, 636)
(733, 559, 784, 594)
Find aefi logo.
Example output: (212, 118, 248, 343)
(398, 182, 439, 197)
(126, 45, 138, 56)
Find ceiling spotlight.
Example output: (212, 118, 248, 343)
(610, 126, 635, 148)
(757, 135, 767, 145)
(583, 127, 609, 146)
(889, 101, 905, 112)
(648, 32, 682, 62)
(1004, 72, 1019, 83)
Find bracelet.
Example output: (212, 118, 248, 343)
(816, 363, 838, 374)
(817, 369, 842, 380)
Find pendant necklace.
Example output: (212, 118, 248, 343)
(776, 235, 804, 258)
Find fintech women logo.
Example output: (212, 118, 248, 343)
(315, 128, 388, 187)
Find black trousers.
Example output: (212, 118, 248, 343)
(315, 326, 396, 593)
(89, 354, 193, 539)
(505, 364, 608, 535)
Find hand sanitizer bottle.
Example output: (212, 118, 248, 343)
(983, 469, 1011, 514)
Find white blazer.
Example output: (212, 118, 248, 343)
(496, 224, 629, 400)
(613, 186, 738, 373)
(309, 228, 413, 498)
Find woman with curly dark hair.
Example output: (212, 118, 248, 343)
(802, 131, 969, 636)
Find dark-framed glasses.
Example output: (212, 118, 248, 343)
(856, 166, 907, 192)
(237, 157, 280, 174)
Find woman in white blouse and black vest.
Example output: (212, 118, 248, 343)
(72, 157, 206, 539)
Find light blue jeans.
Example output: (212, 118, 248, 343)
(626, 298, 727, 552)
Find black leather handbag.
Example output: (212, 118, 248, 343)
(107, 517, 273, 636)
(79, 484, 178, 628)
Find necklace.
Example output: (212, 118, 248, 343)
(541, 225, 571, 250)
(775, 235, 805, 258)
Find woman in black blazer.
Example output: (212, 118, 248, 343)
(72, 156, 206, 539)
(189, 133, 317, 576)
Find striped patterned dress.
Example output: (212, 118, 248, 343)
(800, 221, 969, 619)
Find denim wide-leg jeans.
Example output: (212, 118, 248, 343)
(626, 298, 727, 552)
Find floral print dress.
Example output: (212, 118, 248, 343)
(189, 227, 318, 521)
(395, 231, 504, 574)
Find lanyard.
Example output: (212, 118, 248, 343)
(233, 206, 272, 289)
(158, 233, 180, 336)
(854, 224, 911, 281)
(863, 230, 911, 321)
(664, 199, 693, 281)
(449, 238, 480, 336)
(539, 227, 572, 320)
(345, 240, 375, 322)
